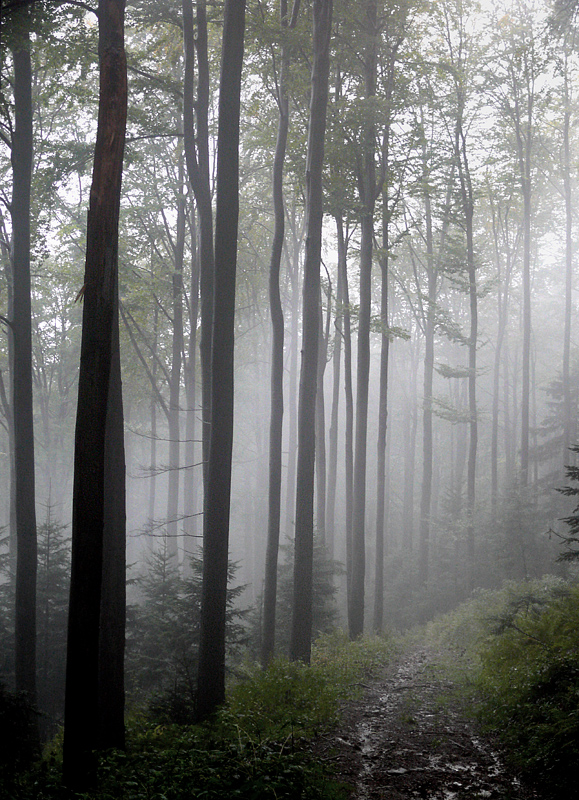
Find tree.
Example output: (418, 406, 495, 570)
(290, 0, 333, 664)
(8, 5, 38, 711)
(63, 0, 127, 785)
(262, 0, 301, 668)
(196, 0, 246, 720)
(182, 0, 214, 483)
(349, 0, 379, 640)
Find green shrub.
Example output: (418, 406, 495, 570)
(476, 582, 579, 797)
(426, 576, 579, 798)
(225, 631, 397, 741)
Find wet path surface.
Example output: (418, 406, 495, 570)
(315, 647, 540, 799)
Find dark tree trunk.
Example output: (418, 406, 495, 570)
(315, 300, 329, 545)
(326, 264, 343, 561)
(11, 28, 37, 708)
(63, 0, 127, 785)
(284, 219, 301, 538)
(182, 0, 214, 486)
(335, 215, 354, 594)
(456, 115, 477, 591)
(349, 0, 378, 639)
(166, 165, 185, 562)
(374, 199, 389, 634)
(262, 0, 300, 668)
(196, 0, 245, 719)
(418, 160, 435, 589)
(183, 213, 200, 568)
(147, 302, 159, 537)
(562, 65, 573, 458)
(290, 0, 333, 664)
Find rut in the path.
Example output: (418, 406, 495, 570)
(315, 647, 539, 800)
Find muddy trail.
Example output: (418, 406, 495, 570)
(314, 647, 540, 800)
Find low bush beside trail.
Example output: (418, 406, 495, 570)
(426, 575, 579, 799)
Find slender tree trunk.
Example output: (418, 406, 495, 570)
(262, 0, 300, 667)
(326, 265, 343, 561)
(290, 0, 333, 664)
(374, 199, 389, 634)
(147, 302, 159, 540)
(418, 180, 435, 588)
(402, 341, 418, 553)
(166, 163, 185, 562)
(456, 116, 477, 591)
(64, 0, 127, 785)
(11, 28, 37, 708)
(349, 0, 378, 640)
(183, 214, 199, 570)
(562, 67, 573, 459)
(315, 300, 329, 544)
(197, 0, 245, 719)
(284, 220, 300, 538)
(182, 0, 214, 485)
(336, 215, 354, 594)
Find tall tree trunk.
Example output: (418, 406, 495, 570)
(336, 215, 354, 594)
(290, 0, 333, 664)
(262, 0, 300, 668)
(315, 299, 329, 544)
(148, 302, 159, 539)
(562, 64, 573, 460)
(374, 195, 389, 634)
(349, 0, 378, 640)
(11, 26, 37, 708)
(326, 264, 343, 561)
(166, 163, 185, 562)
(418, 145, 435, 588)
(402, 375, 418, 552)
(197, 0, 245, 719)
(456, 114, 477, 591)
(284, 218, 301, 538)
(63, 0, 127, 786)
(183, 212, 199, 570)
(182, 0, 214, 486)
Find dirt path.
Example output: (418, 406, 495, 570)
(315, 647, 540, 799)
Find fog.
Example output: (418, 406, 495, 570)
(1, 0, 578, 735)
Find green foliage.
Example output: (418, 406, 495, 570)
(0, 512, 70, 733)
(126, 543, 249, 723)
(475, 582, 579, 796)
(426, 577, 579, 798)
(0, 684, 39, 785)
(36, 511, 70, 732)
(556, 446, 579, 561)
(11, 633, 398, 799)
(19, 720, 347, 800)
(225, 631, 397, 742)
(271, 536, 342, 656)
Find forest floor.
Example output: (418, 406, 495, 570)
(313, 645, 541, 800)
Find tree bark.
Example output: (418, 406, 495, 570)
(262, 0, 300, 668)
(11, 26, 38, 708)
(326, 264, 343, 562)
(349, 0, 378, 640)
(166, 162, 185, 562)
(64, 0, 127, 785)
(197, 0, 245, 719)
(182, 0, 214, 487)
(290, 0, 333, 664)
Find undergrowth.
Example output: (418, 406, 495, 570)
(425, 575, 579, 799)
(5, 631, 395, 799)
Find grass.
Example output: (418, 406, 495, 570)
(5, 631, 397, 799)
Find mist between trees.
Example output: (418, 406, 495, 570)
(2, 0, 579, 785)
